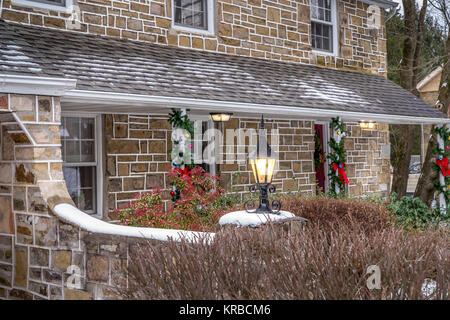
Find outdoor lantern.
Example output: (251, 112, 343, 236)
(246, 115, 281, 214)
(359, 120, 376, 130)
(210, 112, 233, 122)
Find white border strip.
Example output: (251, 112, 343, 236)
(63, 89, 450, 125)
(0, 74, 77, 96)
(53, 203, 215, 242)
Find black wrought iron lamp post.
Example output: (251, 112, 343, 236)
(245, 115, 281, 214)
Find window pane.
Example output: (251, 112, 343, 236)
(311, 21, 333, 53)
(31, 0, 66, 7)
(63, 117, 80, 140)
(81, 141, 95, 162)
(81, 118, 95, 139)
(174, 0, 207, 30)
(311, 0, 332, 23)
(64, 140, 80, 163)
(63, 166, 96, 212)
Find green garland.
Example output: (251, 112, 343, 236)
(327, 117, 348, 197)
(168, 108, 195, 168)
(432, 126, 450, 213)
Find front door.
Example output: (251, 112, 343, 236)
(314, 124, 327, 194)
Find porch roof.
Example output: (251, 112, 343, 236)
(0, 19, 447, 122)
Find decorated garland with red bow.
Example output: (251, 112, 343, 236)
(168, 108, 195, 202)
(327, 117, 348, 197)
(432, 125, 450, 213)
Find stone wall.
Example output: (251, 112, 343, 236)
(1, 0, 387, 75)
(344, 121, 391, 197)
(0, 93, 146, 300)
(218, 117, 316, 197)
(104, 113, 172, 219)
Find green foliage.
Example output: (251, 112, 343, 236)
(431, 126, 450, 213)
(327, 117, 348, 197)
(386, 193, 449, 230)
(168, 108, 194, 136)
(117, 166, 228, 231)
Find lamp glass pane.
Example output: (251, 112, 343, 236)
(251, 157, 276, 184)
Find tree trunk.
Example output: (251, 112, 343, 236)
(414, 33, 450, 205)
(391, 0, 428, 197)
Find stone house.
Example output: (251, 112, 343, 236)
(0, 0, 448, 299)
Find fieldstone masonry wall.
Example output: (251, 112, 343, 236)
(0, 93, 147, 300)
(104, 113, 172, 219)
(344, 121, 391, 197)
(218, 117, 316, 197)
(1, 0, 387, 76)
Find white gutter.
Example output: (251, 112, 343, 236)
(63, 89, 450, 125)
(0, 74, 77, 96)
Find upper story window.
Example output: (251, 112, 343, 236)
(310, 0, 338, 55)
(61, 115, 102, 217)
(11, 0, 73, 13)
(172, 0, 215, 35)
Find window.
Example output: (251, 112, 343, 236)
(60, 115, 102, 216)
(11, 0, 73, 12)
(172, 0, 215, 34)
(310, 0, 337, 54)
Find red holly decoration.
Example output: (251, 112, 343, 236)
(332, 163, 349, 185)
(435, 156, 450, 177)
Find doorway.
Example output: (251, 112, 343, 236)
(314, 123, 328, 194)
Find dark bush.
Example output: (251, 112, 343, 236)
(119, 219, 449, 300)
(280, 195, 393, 233)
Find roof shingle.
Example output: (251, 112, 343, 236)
(0, 19, 446, 119)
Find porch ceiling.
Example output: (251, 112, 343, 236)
(0, 18, 448, 125)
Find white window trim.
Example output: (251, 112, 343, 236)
(11, 0, 73, 13)
(171, 0, 215, 35)
(61, 112, 103, 219)
(310, 0, 339, 57)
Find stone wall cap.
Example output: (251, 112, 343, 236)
(218, 210, 304, 228)
(53, 203, 215, 243)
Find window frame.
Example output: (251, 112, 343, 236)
(171, 0, 215, 35)
(61, 113, 103, 219)
(310, 0, 339, 56)
(11, 0, 73, 13)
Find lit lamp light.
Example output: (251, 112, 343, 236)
(246, 115, 281, 214)
(359, 120, 376, 130)
(210, 112, 233, 122)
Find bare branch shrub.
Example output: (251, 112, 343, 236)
(119, 199, 449, 300)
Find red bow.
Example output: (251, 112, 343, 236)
(332, 163, 349, 185)
(175, 166, 194, 191)
(175, 166, 191, 177)
(435, 157, 450, 177)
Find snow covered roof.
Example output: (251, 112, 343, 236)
(0, 19, 446, 119)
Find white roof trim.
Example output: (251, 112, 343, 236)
(417, 66, 443, 91)
(53, 203, 215, 243)
(62, 89, 450, 125)
(0, 74, 77, 96)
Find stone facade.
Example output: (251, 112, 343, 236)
(0, 93, 156, 300)
(218, 117, 316, 196)
(104, 113, 172, 218)
(344, 122, 391, 197)
(0, 93, 391, 300)
(1, 0, 387, 75)
(102, 113, 390, 219)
